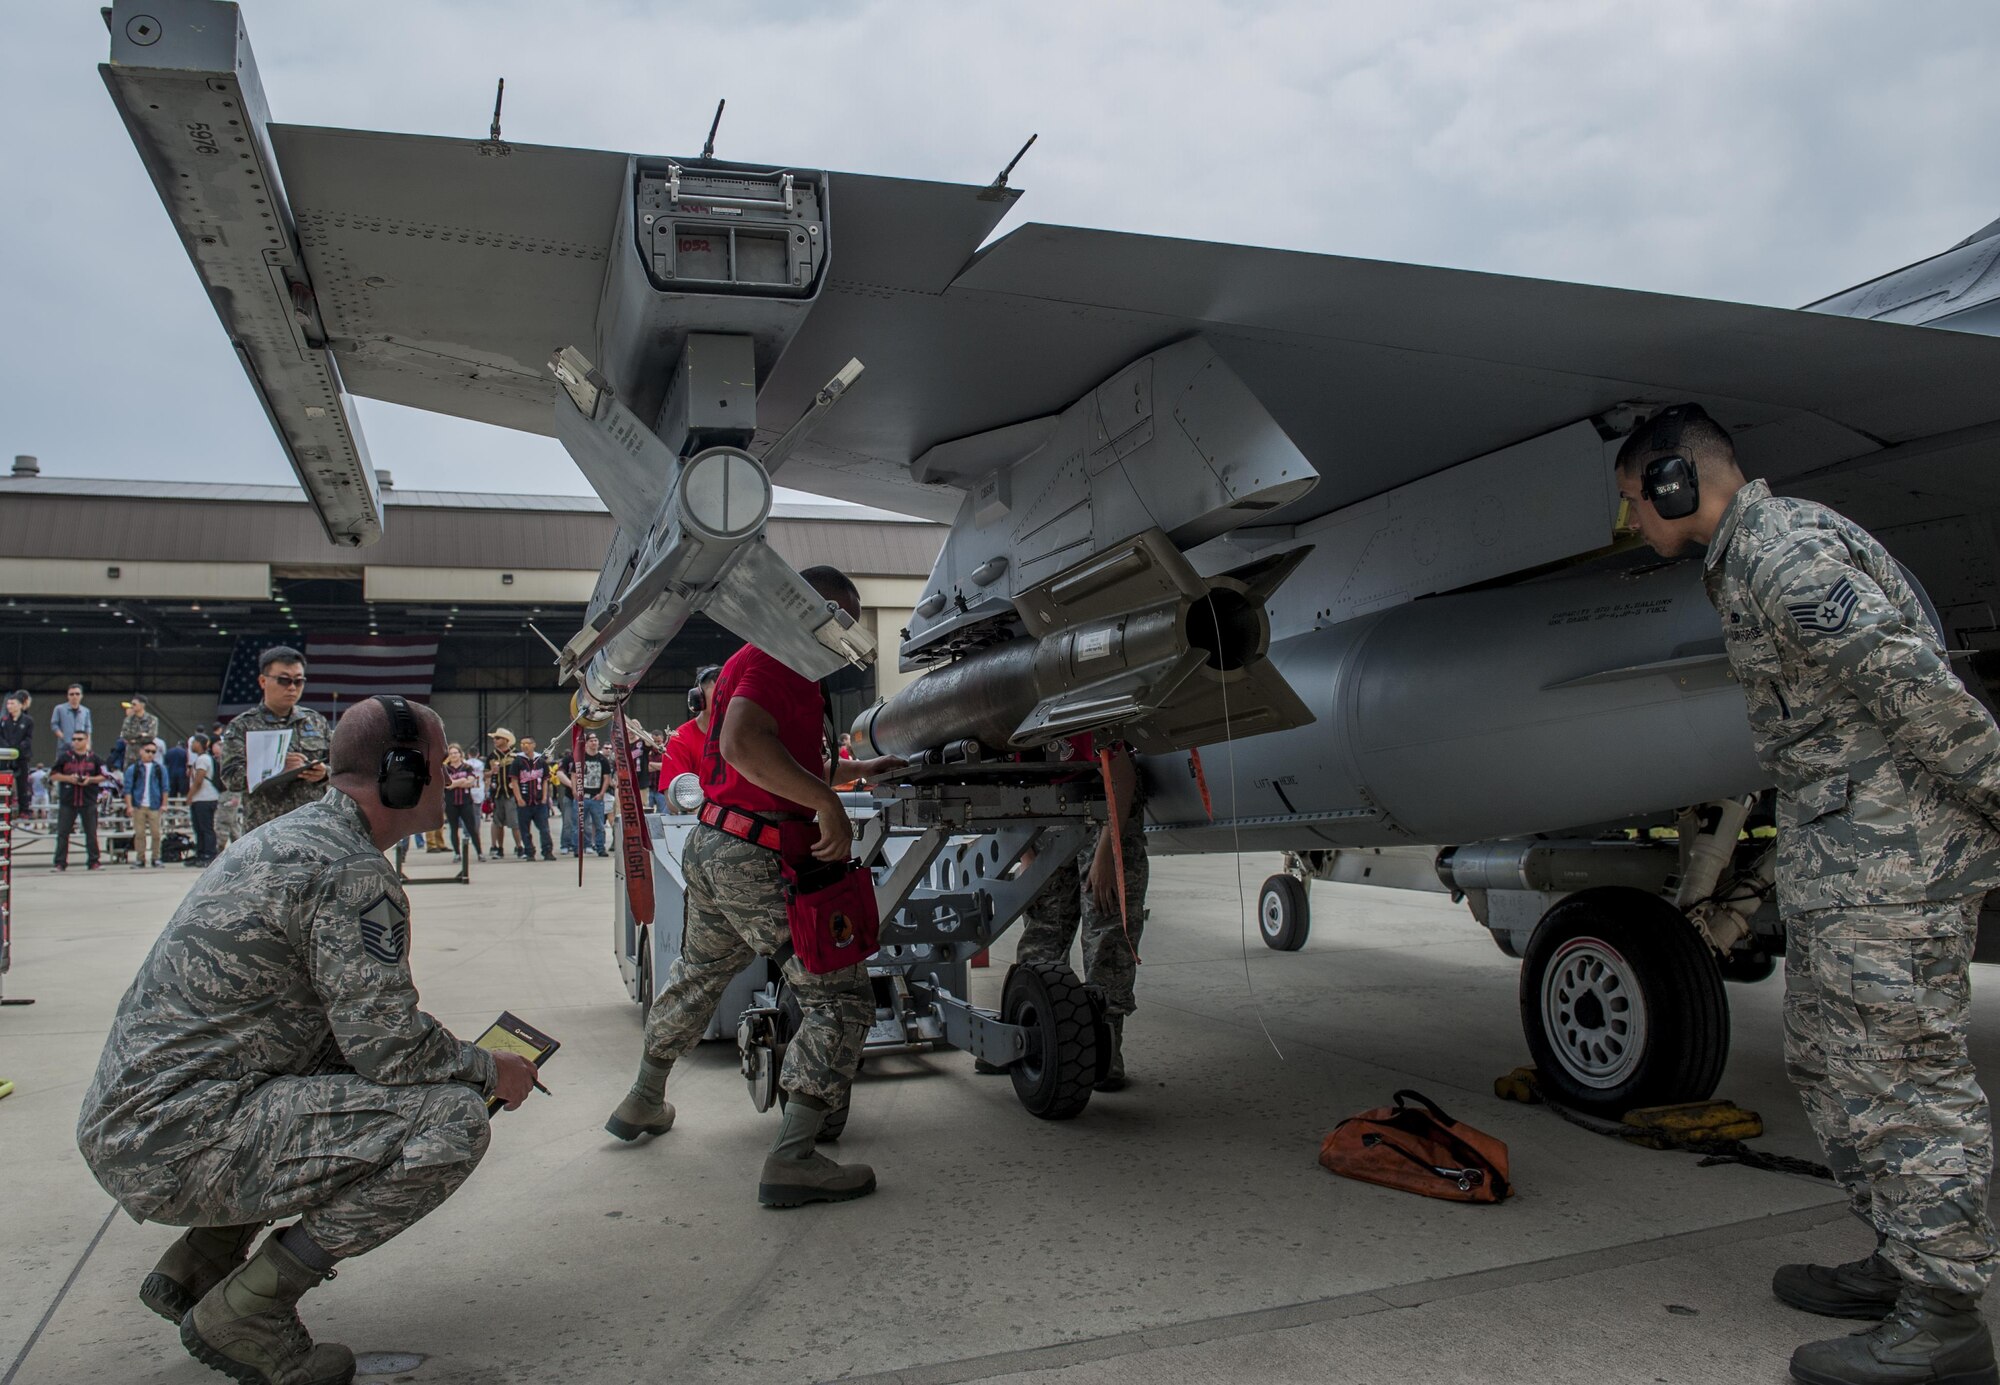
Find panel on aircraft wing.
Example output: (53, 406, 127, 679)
(269, 125, 627, 435)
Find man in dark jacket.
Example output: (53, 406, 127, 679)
(0, 691, 30, 764)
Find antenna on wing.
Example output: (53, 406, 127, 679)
(701, 99, 725, 160)
(980, 133, 1037, 200)
(489, 77, 505, 142)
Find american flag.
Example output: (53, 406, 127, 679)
(215, 634, 438, 718)
(300, 635, 438, 714)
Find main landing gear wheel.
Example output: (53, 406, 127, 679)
(1002, 961, 1100, 1120)
(1519, 887, 1729, 1116)
(1258, 874, 1310, 951)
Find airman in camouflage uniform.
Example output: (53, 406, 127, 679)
(1015, 737, 1148, 1090)
(217, 646, 332, 832)
(1619, 405, 2000, 1385)
(79, 697, 531, 1385)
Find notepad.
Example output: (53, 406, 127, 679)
(473, 1010, 559, 1113)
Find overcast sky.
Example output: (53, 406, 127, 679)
(7, 0, 1998, 504)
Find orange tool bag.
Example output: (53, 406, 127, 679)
(1319, 1089, 1512, 1204)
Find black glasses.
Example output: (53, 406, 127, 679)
(264, 674, 308, 689)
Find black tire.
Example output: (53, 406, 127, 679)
(1258, 874, 1310, 951)
(637, 931, 654, 1025)
(1519, 887, 1729, 1116)
(1002, 961, 1099, 1120)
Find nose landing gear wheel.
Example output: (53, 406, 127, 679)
(1519, 887, 1728, 1116)
(1001, 961, 1099, 1120)
(1258, 874, 1310, 951)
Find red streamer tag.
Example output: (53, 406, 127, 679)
(611, 715, 655, 925)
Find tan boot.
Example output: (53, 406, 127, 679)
(604, 1091, 675, 1141)
(180, 1233, 354, 1385)
(141, 1224, 259, 1323)
(758, 1096, 875, 1207)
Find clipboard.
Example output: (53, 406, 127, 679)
(248, 760, 322, 797)
(473, 1010, 560, 1113)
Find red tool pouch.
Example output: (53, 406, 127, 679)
(781, 856, 880, 975)
(1319, 1089, 1512, 1204)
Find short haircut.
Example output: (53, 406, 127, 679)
(139, 742, 157, 752)
(67, 683, 83, 694)
(258, 645, 306, 674)
(329, 697, 442, 778)
(1615, 403, 1737, 478)
(800, 565, 860, 610)
(190, 733, 209, 750)
(129, 694, 146, 706)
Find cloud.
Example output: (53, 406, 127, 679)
(6, 0, 1997, 498)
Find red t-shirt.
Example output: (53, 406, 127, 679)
(658, 718, 708, 789)
(702, 645, 828, 816)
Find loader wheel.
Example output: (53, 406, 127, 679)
(1002, 961, 1098, 1120)
(1258, 874, 1310, 951)
(1520, 887, 1729, 1116)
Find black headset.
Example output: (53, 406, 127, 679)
(687, 665, 722, 716)
(1639, 404, 1704, 521)
(373, 694, 431, 810)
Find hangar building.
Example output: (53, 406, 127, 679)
(0, 455, 945, 756)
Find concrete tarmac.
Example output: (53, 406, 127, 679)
(1, 844, 1986, 1384)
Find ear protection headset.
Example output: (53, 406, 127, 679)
(1639, 404, 1703, 521)
(687, 665, 722, 716)
(373, 693, 431, 810)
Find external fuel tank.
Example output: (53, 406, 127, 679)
(1142, 560, 1764, 853)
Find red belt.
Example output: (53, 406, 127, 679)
(698, 801, 802, 852)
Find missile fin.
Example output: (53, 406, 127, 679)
(550, 347, 676, 535)
(702, 542, 877, 681)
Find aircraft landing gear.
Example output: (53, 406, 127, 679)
(1257, 873, 1310, 951)
(1518, 887, 1729, 1116)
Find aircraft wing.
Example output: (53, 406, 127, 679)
(107, 2, 2000, 548)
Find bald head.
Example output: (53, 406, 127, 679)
(331, 696, 444, 778)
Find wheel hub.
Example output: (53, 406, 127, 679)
(1260, 892, 1285, 936)
(1542, 936, 1648, 1089)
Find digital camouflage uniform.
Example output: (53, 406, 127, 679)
(1707, 478, 2000, 1296)
(216, 702, 332, 833)
(121, 709, 159, 748)
(642, 824, 871, 1108)
(77, 788, 497, 1259)
(1016, 750, 1149, 1017)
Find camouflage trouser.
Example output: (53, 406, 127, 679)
(1784, 896, 1998, 1294)
(1016, 813, 1148, 1017)
(642, 824, 871, 1107)
(146, 1075, 490, 1259)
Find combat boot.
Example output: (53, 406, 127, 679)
(1095, 1015, 1127, 1092)
(759, 1095, 876, 1208)
(1774, 1246, 1903, 1320)
(141, 1223, 259, 1322)
(604, 1092, 675, 1141)
(181, 1232, 354, 1385)
(1790, 1286, 1998, 1385)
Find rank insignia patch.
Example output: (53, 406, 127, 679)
(358, 893, 409, 965)
(1786, 578, 1859, 636)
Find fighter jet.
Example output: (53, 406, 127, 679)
(103, 1, 2000, 1116)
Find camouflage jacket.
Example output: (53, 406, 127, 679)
(76, 788, 496, 1220)
(216, 702, 332, 831)
(1704, 479, 2000, 915)
(120, 711, 159, 746)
